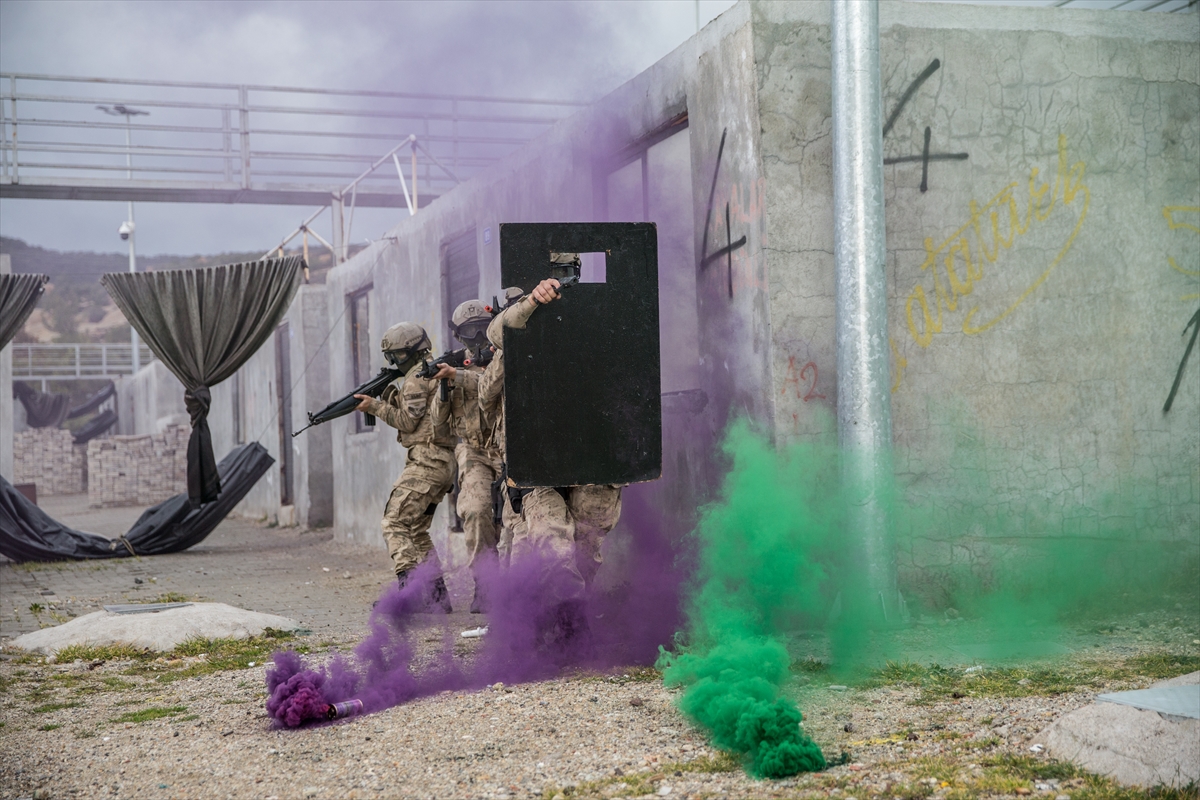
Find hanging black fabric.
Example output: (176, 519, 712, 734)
(0, 273, 48, 350)
(0, 442, 274, 562)
(12, 382, 71, 429)
(67, 381, 116, 419)
(101, 257, 303, 504)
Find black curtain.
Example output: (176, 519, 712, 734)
(0, 442, 274, 561)
(12, 382, 71, 428)
(101, 257, 303, 504)
(0, 273, 48, 350)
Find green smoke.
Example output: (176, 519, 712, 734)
(660, 416, 1198, 777)
(658, 420, 832, 778)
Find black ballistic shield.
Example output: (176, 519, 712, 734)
(501, 222, 661, 487)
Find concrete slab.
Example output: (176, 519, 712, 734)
(1098, 685, 1200, 720)
(1036, 672, 1200, 789)
(10, 602, 303, 656)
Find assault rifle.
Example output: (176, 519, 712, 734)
(417, 347, 495, 401)
(292, 366, 403, 436)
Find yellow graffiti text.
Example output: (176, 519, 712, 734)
(1164, 206, 1200, 300)
(904, 134, 1090, 348)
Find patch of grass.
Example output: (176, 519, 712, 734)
(61, 633, 303, 681)
(540, 754, 739, 799)
(39, 723, 63, 731)
(33, 701, 83, 713)
(151, 592, 191, 604)
(5, 652, 43, 665)
(110, 705, 188, 724)
(982, 753, 1083, 781)
(1126, 653, 1200, 680)
(28, 603, 44, 614)
(620, 666, 661, 682)
(792, 656, 829, 674)
(99, 677, 135, 691)
(863, 652, 1200, 702)
(177, 714, 199, 722)
(54, 643, 147, 663)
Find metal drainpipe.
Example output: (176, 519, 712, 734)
(831, 0, 898, 625)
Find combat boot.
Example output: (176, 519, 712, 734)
(429, 575, 453, 614)
(469, 579, 488, 614)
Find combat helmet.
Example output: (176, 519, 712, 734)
(450, 300, 492, 347)
(380, 322, 431, 371)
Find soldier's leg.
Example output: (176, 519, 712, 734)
(568, 484, 623, 586)
(456, 455, 500, 571)
(456, 447, 501, 612)
(381, 484, 443, 577)
(517, 487, 585, 598)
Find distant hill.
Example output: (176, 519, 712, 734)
(0, 237, 292, 282)
(1, 237, 337, 345)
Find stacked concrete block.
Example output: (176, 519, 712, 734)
(87, 425, 189, 508)
(13, 428, 86, 495)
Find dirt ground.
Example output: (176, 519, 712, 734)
(1, 508, 1197, 800)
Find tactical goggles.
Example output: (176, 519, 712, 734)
(455, 321, 490, 342)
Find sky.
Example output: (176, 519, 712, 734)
(0, 0, 737, 258)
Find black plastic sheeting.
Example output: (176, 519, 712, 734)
(0, 443, 274, 562)
(13, 382, 70, 429)
(72, 409, 118, 445)
(67, 381, 116, 419)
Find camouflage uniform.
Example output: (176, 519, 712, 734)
(435, 344, 504, 596)
(362, 362, 455, 578)
(483, 287, 624, 598)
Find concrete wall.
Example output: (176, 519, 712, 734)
(753, 2, 1200, 538)
(286, 285, 333, 527)
(1, 254, 12, 481)
(115, 360, 187, 436)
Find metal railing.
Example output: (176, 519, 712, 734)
(0, 73, 585, 208)
(10, 343, 155, 383)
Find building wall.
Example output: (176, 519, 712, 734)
(754, 2, 1199, 537)
(286, 285, 334, 528)
(115, 360, 187, 436)
(323, 3, 763, 556)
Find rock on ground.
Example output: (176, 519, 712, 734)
(10, 603, 302, 655)
(1036, 671, 1200, 789)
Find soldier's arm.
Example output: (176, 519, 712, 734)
(360, 379, 430, 433)
(484, 279, 561, 349)
(478, 351, 505, 417)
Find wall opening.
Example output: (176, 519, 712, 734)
(602, 119, 699, 395)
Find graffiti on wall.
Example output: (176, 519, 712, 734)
(901, 134, 1090, 353)
(1161, 205, 1200, 414)
(700, 128, 748, 298)
(882, 58, 969, 193)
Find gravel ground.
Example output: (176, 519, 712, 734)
(2, 616, 1197, 800)
(1, 510, 1197, 799)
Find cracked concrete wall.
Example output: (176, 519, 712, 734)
(754, 2, 1199, 553)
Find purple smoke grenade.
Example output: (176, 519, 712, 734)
(265, 486, 687, 729)
(325, 699, 364, 720)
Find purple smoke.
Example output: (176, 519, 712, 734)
(266, 487, 687, 728)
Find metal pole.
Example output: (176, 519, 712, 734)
(331, 192, 345, 264)
(411, 141, 418, 211)
(125, 116, 141, 374)
(831, 0, 897, 624)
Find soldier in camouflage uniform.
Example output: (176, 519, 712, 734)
(428, 299, 504, 613)
(479, 259, 624, 602)
(354, 321, 454, 612)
